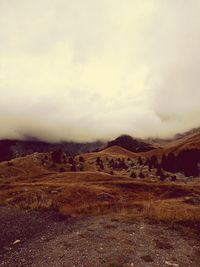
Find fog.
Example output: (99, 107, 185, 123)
(0, 0, 200, 142)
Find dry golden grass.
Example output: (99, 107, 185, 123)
(135, 199, 200, 222)
(0, 151, 200, 225)
(141, 131, 200, 158)
(83, 145, 138, 160)
(58, 196, 200, 224)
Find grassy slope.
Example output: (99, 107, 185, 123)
(0, 134, 200, 222)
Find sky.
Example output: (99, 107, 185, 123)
(0, 0, 200, 142)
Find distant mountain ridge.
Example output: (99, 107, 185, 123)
(106, 135, 155, 152)
(0, 139, 104, 162)
(174, 127, 200, 140)
(0, 127, 199, 162)
(144, 127, 200, 147)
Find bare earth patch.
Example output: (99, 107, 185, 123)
(0, 207, 199, 267)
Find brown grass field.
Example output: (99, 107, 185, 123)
(0, 160, 200, 224)
(0, 132, 200, 229)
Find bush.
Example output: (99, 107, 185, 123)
(138, 157, 143, 165)
(149, 155, 159, 168)
(50, 163, 56, 169)
(99, 162, 104, 170)
(156, 166, 165, 177)
(71, 164, 76, 172)
(59, 167, 66, 172)
(80, 164, 84, 171)
(79, 156, 85, 163)
(139, 171, 145, 178)
(171, 175, 177, 182)
(51, 150, 62, 164)
(130, 171, 136, 178)
(96, 157, 101, 165)
(68, 157, 74, 164)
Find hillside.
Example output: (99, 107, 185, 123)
(0, 139, 104, 162)
(144, 127, 200, 150)
(106, 135, 155, 152)
(141, 130, 200, 158)
(83, 145, 138, 160)
(0, 151, 200, 217)
(0, 137, 200, 266)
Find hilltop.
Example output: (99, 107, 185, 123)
(106, 134, 155, 152)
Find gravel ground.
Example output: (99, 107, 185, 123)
(0, 206, 199, 267)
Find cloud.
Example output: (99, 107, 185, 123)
(148, 0, 200, 135)
(0, 0, 199, 141)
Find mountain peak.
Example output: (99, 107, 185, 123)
(106, 134, 155, 153)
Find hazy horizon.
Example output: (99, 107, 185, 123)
(0, 0, 200, 142)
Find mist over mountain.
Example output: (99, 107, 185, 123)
(0, 1, 200, 142)
(0, 139, 104, 162)
(1, 127, 199, 163)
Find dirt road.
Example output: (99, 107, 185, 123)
(0, 206, 199, 267)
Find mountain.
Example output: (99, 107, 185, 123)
(173, 127, 200, 140)
(0, 139, 104, 162)
(106, 135, 155, 153)
(83, 145, 138, 161)
(1, 128, 199, 163)
(144, 127, 200, 148)
(140, 128, 200, 159)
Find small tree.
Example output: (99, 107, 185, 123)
(148, 165, 152, 172)
(51, 150, 62, 164)
(68, 157, 74, 164)
(71, 163, 76, 172)
(99, 161, 104, 170)
(121, 159, 128, 170)
(96, 157, 101, 165)
(130, 171, 136, 178)
(80, 164, 84, 171)
(149, 155, 158, 168)
(59, 167, 66, 172)
(138, 157, 143, 165)
(50, 163, 56, 169)
(156, 166, 165, 181)
(139, 171, 145, 178)
(171, 175, 177, 182)
(79, 156, 85, 163)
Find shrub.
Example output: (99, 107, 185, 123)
(156, 166, 165, 177)
(51, 150, 62, 164)
(96, 157, 101, 165)
(80, 164, 84, 171)
(171, 175, 177, 182)
(130, 171, 136, 178)
(139, 171, 145, 178)
(71, 164, 76, 172)
(79, 156, 85, 163)
(59, 167, 66, 172)
(68, 157, 74, 164)
(99, 162, 104, 170)
(138, 157, 143, 165)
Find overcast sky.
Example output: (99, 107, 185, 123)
(0, 0, 200, 142)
